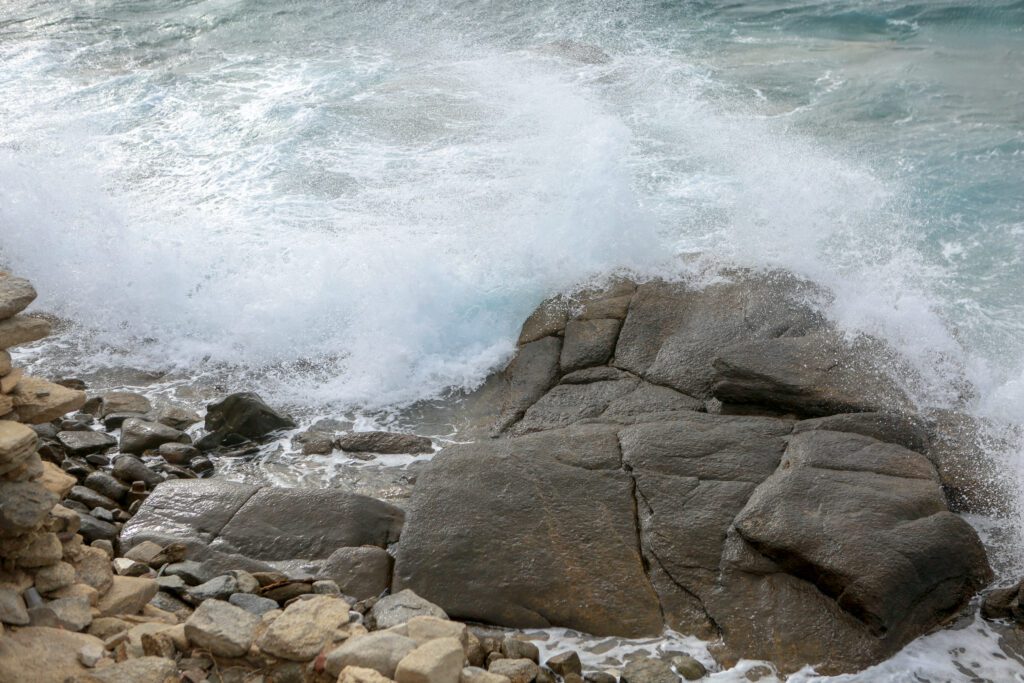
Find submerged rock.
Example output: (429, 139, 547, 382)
(336, 431, 434, 455)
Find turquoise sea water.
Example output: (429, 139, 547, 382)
(1, 4, 1024, 676)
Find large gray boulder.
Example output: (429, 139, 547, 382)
(394, 272, 995, 675)
(120, 480, 404, 574)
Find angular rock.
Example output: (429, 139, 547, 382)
(488, 659, 539, 683)
(16, 531, 63, 568)
(70, 655, 178, 683)
(792, 412, 928, 453)
(371, 589, 448, 630)
(119, 418, 188, 456)
(393, 425, 662, 636)
(708, 430, 992, 674)
(320, 545, 394, 600)
(512, 378, 639, 434)
(327, 631, 419, 678)
(336, 431, 433, 455)
(34, 595, 92, 631)
(924, 409, 1014, 514)
(711, 332, 912, 417)
(74, 545, 114, 594)
(83, 472, 129, 503)
(545, 652, 581, 677)
(495, 336, 562, 431)
(157, 442, 200, 466)
(407, 615, 468, 648)
(96, 576, 158, 617)
(462, 667, 512, 683)
(0, 273, 37, 320)
(0, 420, 38, 475)
(0, 587, 29, 625)
(0, 314, 51, 348)
(111, 453, 164, 488)
(341, 666, 398, 683)
(0, 626, 106, 683)
(76, 513, 119, 545)
(99, 391, 152, 417)
(0, 480, 56, 535)
(11, 375, 86, 424)
(184, 598, 259, 657)
(35, 561, 77, 593)
(201, 392, 296, 448)
(39, 461, 76, 498)
(68, 485, 120, 511)
(396, 636, 465, 683)
(229, 592, 279, 615)
(257, 594, 351, 660)
(58, 430, 117, 456)
(155, 403, 201, 430)
(620, 659, 677, 683)
(560, 319, 621, 373)
(500, 638, 539, 663)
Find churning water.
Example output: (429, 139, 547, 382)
(2, 1, 1024, 679)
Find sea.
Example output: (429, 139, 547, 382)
(1, 1, 1023, 680)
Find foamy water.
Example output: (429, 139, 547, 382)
(2, 1, 1024, 678)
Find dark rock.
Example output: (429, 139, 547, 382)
(30, 423, 60, 440)
(156, 403, 201, 430)
(120, 479, 405, 571)
(165, 561, 211, 586)
(614, 275, 824, 399)
(710, 332, 912, 417)
(708, 430, 992, 674)
(792, 412, 928, 453)
(111, 454, 164, 488)
(189, 455, 214, 476)
(84, 471, 129, 503)
(981, 582, 1024, 622)
(335, 431, 433, 455)
(621, 659, 677, 683)
(546, 652, 582, 677)
(319, 546, 393, 600)
(201, 392, 296, 448)
(923, 409, 1014, 514)
(501, 638, 540, 663)
(60, 457, 93, 480)
(56, 430, 117, 457)
(292, 430, 334, 455)
(76, 511, 119, 544)
(119, 418, 189, 455)
(68, 485, 120, 511)
(393, 424, 664, 636)
(560, 319, 621, 373)
(84, 454, 110, 467)
(494, 336, 562, 432)
(261, 581, 313, 603)
(229, 592, 279, 615)
(91, 507, 115, 523)
(102, 412, 147, 430)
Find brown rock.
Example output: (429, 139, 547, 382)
(256, 594, 351, 661)
(0, 626, 105, 683)
(96, 576, 158, 617)
(395, 637, 465, 683)
(0, 273, 37, 320)
(12, 375, 87, 424)
(40, 460, 77, 498)
(0, 314, 51, 348)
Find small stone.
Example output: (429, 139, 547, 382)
(10, 375, 86, 424)
(326, 631, 419, 678)
(186, 574, 239, 602)
(77, 512, 119, 544)
(546, 652, 582, 677)
(111, 452, 164, 487)
(35, 595, 92, 631)
(261, 580, 313, 603)
(79, 641, 106, 667)
(155, 575, 187, 593)
(84, 472, 129, 503)
(75, 656, 178, 683)
(407, 615, 468, 648)
(123, 540, 164, 565)
(113, 557, 151, 577)
(501, 638, 539, 664)
(670, 655, 707, 681)
(156, 403, 201, 430)
(184, 598, 260, 657)
(91, 539, 115, 558)
(140, 630, 177, 659)
(100, 391, 152, 417)
(621, 659, 678, 683)
(157, 441, 200, 465)
(371, 589, 447, 630)
(229, 591, 279, 615)
(488, 658, 540, 683)
(321, 545, 393, 601)
(313, 579, 341, 595)
(49, 582, 99, 606)
(256, 593, 351, 661)
(34, 560, 77, 593)
(165, 560, 209, 585)
(68, 485, 120, 511)
(0, 587, 30, 625)
(57, 430, 117, 456)
(462, 667, 513, 683)
(396, 636, 464, 683)
(340, 665, 398, 683)
(96, 575, 159, 617)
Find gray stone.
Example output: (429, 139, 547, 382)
(184, 598, 259, 657)
(710, 332, 913, 416)
(512, 379, 639, 434)
(119, 418, 188, 456)
(155, 403, 201, 430)
(0, 480, 57, 535)
(157, 442, 201, 466)
(111, 453, 165, 488)
(320, 546, 393, 600)
(621, 659, 677, 683)
(371, 589, 448, 630)
(326, 631, 419, 678)
(186, 575, 242, 603)
(0, 587, 29, 625)
(560, 319, 621, 373)
(77, 512, 119, 544)
(602, 382, 702, 419)
(31, 596, 92, 631)
(84, 471, 129, 503)
(68, 485, 120, 511)
(56, 430, 117, 456)
(229, 592, 279, 615)
(545, 652, 581, 677)
(792, 412, 928, 453)
(75, 657, 178, 683)
(336, 431, 433, 455)
(100, 391, 152, 417)
(121, 479, 405, 571)
(670, 655, 706, 681)
(495, 336, 562, 432)
(393, 425, 662, 637)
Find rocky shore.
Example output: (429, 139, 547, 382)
(0, 269, 1021, 681)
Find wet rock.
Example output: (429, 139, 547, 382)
(57, 430, 117, 456)
(121, 479, 404, 571)
(488, 658, 539, 683)
(257, 594, 351, 661)
(494, 336, 562, 432)
(669, 655, 706, 681)
(187, 574, 246, 603)
(102, 412, 146, 430)
(621, 659, 677, 683)
(111, 453, 164, 488)
(326, 631, 419, 678)
(396, 636, 465, 683)
(500, 638, 539, 663)
(69, 485, 120, 511)
(99, 391, 152, 417)
(184, 598, 259, 658)
(119, 418, 188, 456)
(545, 652, 582, 677)
(371, 589, 448, 630)
(320, 545, 393, 600)
(0, 273, 37, 319)
(155, 403, 201, 430)
(157, 442, 200, 465)
(791, 412, 928, 453)
(201, 392, 296, 448)
(512, 378, 638, 434)
(293, 429, 335, 455)
(336, 431, 433, 455)
(83, 472, 128, 503)
(981, 581, 1024, 622)
(165, 560, 210, 585)
(76, 512, 119, 544)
